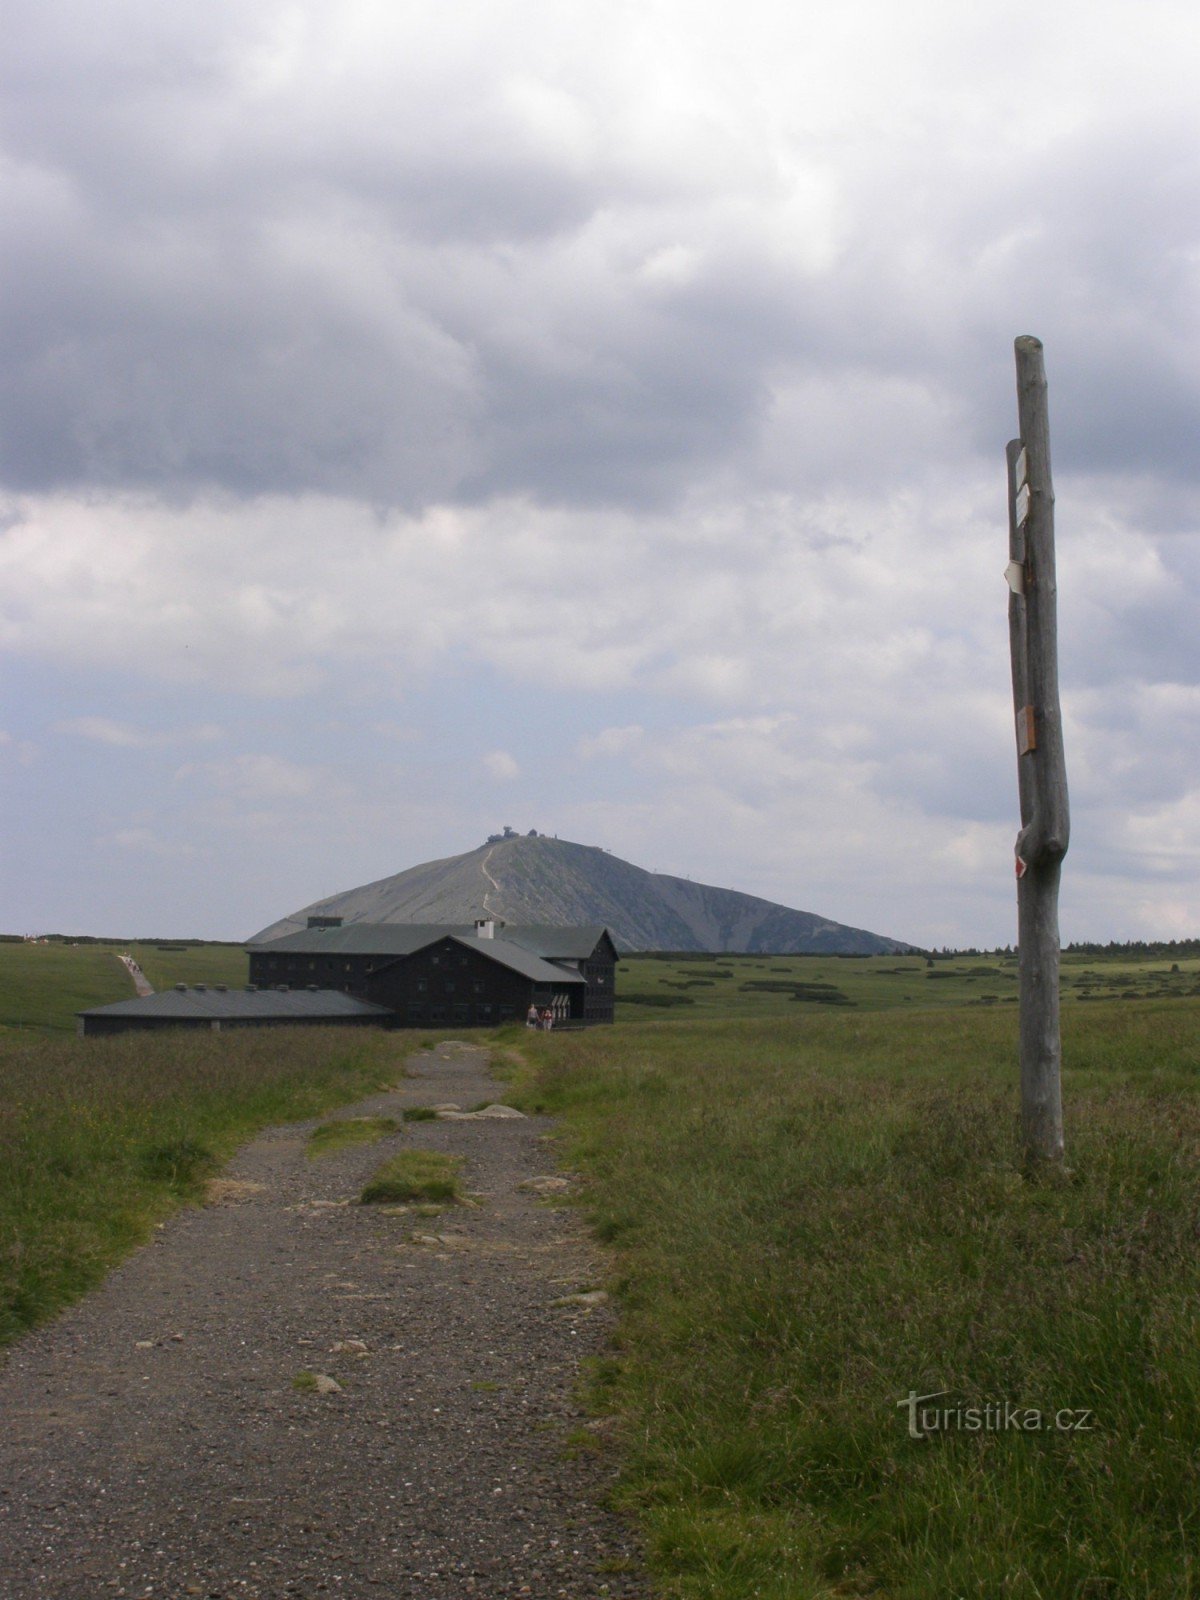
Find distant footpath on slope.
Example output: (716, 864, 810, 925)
(249, 833, 913, 956)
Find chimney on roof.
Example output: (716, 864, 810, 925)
(474, 918, 495, 940)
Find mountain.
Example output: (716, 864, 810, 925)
(249, 834, 912, 954)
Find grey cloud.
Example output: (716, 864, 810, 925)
(0, 195, 485, 500)
(946, 127, 1200, 483)
(1060, 530, 1200, 693)
(2, 0, 1198, 519)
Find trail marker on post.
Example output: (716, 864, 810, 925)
(1006, 336, 1069, 1163)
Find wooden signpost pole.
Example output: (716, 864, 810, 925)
(1006, 335, 1069, 1163)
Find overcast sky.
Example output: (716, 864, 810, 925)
(3, 0, 1198, 947)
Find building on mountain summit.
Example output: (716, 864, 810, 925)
(246, 918, 618, 1029)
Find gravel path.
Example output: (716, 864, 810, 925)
(0, 1042, 645, 1598)
(117, 953, 154, 996)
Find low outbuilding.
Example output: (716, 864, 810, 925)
(77, 985, 392, 1037)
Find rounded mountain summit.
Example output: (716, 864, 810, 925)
(250, 834, 912, 955)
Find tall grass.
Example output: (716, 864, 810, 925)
(0, 1027, 401, 1345)
(507, 1002, 1200, 1598)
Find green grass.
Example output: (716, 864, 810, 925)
(307, 1115, 399, 1156)
(0, 939, 248, 1032)
(614, 949, 1200, 1021)
(0, 1027, 404, 1346)
(505, 1000, 1200, 1599)
(0, 942, 133, 1031)
(129, 942, 247, 994)
(360, 1149, 463, 1204)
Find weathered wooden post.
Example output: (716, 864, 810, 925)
(1006, 335, 1069, 1163)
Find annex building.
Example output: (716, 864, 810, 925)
(78, 985, 391, 1037)
(247, 918, 618, 1030)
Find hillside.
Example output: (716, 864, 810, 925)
(249, 835, 911, 954)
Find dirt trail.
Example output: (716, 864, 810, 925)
(480, 848, 502, 916)
(0, 1042, 643, 1599)
(117, 952, 153, 996)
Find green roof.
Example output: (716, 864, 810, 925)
(78, 988, 392, 1022)
(247, 922, 613, 963)
(443, 936, 585, 986)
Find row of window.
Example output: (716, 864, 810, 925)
(412, 979, 488, 995)
(261, 958, 363, 974)
(404, 1002, 517, 1026)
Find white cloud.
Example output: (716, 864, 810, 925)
(0, 728, 37, 766)
(57, 717, 148, 747)
(55, 716, 224, 747)
(175, 753, 335, 803)
(482, 749, 520, 782)
(577, 725, 645, 760)
(108, 827, 197, 858)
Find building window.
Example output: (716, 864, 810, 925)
(416, 979, 427, 993)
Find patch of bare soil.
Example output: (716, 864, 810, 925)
(0, 1043, 645, 1598)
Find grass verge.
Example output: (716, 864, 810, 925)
(307, 1115, 398, 1156)
(0, 1027, 401, 1347)
(360, 1149, 463, 1204)
(508, 1001, 1200, 1599)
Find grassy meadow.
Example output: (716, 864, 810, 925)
(501, 997, 1200, 1599)
(4, 936, 1200, 1594)
(614, 947, 1200, 1019)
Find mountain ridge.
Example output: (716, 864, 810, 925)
(249, 835, 912, 955)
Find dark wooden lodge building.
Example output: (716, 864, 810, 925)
(246, 918, 618, 1030)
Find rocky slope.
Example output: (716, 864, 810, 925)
(250, 835, 911, 954)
